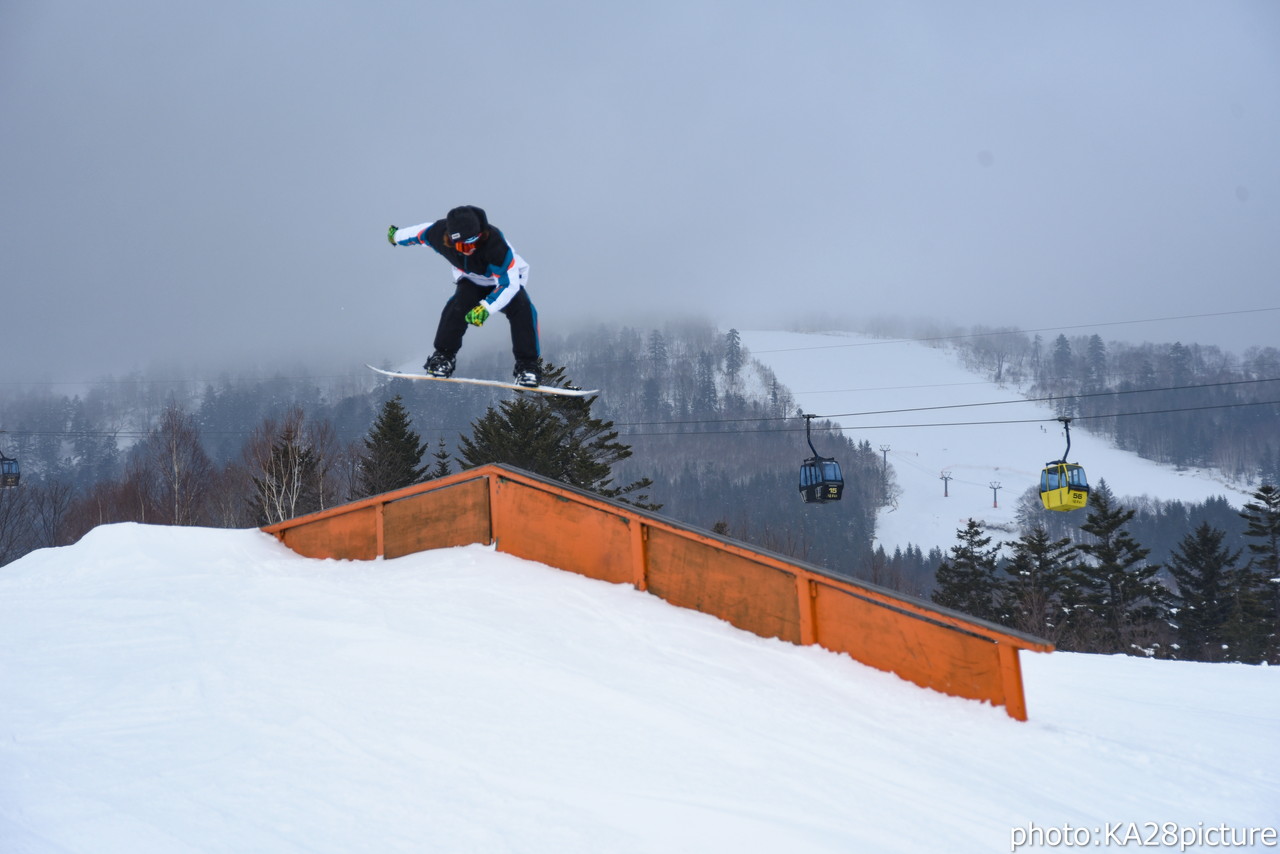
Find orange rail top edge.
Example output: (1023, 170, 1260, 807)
(263, 464, 1053, 720)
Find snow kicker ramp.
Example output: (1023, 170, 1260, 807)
(263, 464, 1052, 719)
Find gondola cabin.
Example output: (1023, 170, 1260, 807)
(0, 455, 19, 489)
(797, 414, 844, 503)
(799, 456, 844, 503)
(1038, 416, 1087, 511)
(1039, 462, 1087, 511)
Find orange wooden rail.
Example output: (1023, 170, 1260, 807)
(263, 464, 1053, 720)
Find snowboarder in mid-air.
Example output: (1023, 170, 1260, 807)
(388, 205, 541, 387)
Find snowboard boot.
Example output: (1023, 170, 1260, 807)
(424, 351, 456, 378)
(513, 360, 541, 388)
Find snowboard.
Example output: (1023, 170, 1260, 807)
(366, 365, 598, 397)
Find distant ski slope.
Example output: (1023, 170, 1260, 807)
(740, 330, 1250, 553)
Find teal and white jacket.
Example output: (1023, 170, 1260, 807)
(391, 208, 530, 314)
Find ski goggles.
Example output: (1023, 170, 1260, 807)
(453, 234, 481, 255)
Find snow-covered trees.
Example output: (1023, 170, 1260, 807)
(1239, 485, 1280, 660)
(1068, 482, 1172, 654)
(1001, 525, 1076, 641)
(1166, 523, 1240, 661)
(931, 481, 1278, 661)
(932, 519, 1002, 622)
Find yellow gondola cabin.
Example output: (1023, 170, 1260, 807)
(1039, 416, 1088, 512)
(1040, 462, 1088, 511)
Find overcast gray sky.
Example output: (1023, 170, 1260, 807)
(3, 0, 1278, 383)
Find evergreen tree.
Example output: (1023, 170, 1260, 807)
(1068, 481, 1171, 654)
(693, 351, 718, 417)
(932, 519, 1003, 622)
(1240, 484, 1280, 581)
(1166, 341, 1193, 386)
(722, 328, 745, 409)
(1258, 448, 1280, 488)
(1001, 524, 1076, 640)
(354, 395, 428, 498)
(1136, 356, 1157, 390)
(457, 363, 660, 509)
(646, 330, 668, 374)
(1239, 484, 1280, 661)
(1219, 565, 1272, 664)
(458, 396, 576, 481)
(430, 437, 452, 480)
(68, 399, 122, 488)
(1051, 334, 1073, 382)
(1166, 522, 1240, 661)
(724, 328, 744, 382)
(1084, 334, 1107, 390)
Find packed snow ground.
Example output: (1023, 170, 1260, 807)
(739, 330, 1253, 555)
(2, 524, 1277, 853)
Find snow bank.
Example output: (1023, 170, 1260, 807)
(2, 524, 1276, 852)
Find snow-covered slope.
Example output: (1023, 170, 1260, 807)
(739, 330, 1251, 553)
(2, 524, 1277, 853)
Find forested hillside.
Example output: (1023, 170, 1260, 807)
(948, 325, 1280, 483)
(908, 323, 1280, 661)
(0, 323, 894, 579)
(917, 321, 1280, 566)
(3, 321, 1277, 649)
(569, 324, 898, 575)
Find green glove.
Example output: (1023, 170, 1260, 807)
(465, 304, 490, 327)
(387, 225, 398, 246)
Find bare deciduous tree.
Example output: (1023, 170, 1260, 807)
(0, 486, 34, 566)
(205, 462, 257, 528)
(244, 407, 341, 525)
(28, 479, 76, 549)
(139, 403, 214, 526)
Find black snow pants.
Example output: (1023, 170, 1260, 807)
(433, 279, 540, 366)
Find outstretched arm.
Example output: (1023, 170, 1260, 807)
(387, 222, 436, 247)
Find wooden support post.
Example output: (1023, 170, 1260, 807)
(486, 472, 500, 547)
(630, 520, 648, 592)
(796, 575, 818, 646)
(997, 643, 1028, 722)
(375, 501, 385, 558)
